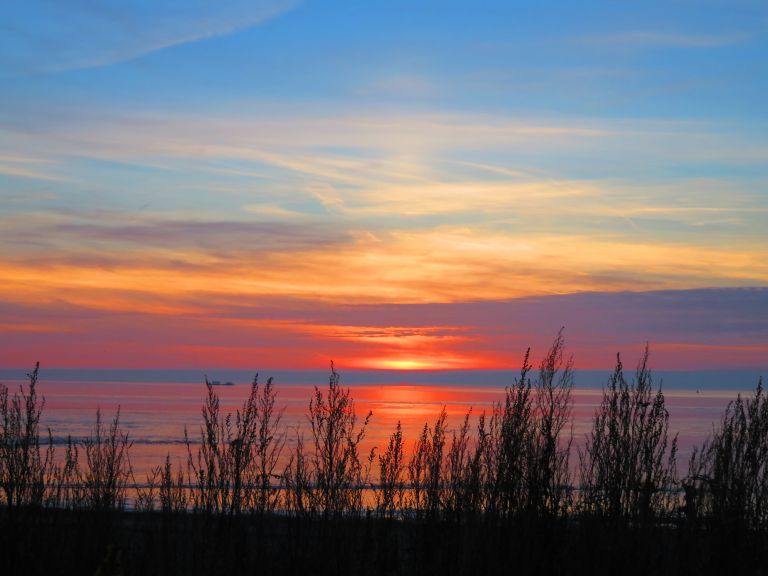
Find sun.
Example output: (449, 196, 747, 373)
(370, 358, 440, 370)
(353, 354, 484, 370)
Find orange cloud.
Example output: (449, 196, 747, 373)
(1, 223, 767, 325)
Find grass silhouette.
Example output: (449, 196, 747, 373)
(1, 336, 767, 574)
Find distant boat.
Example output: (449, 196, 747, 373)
(209, 380, 235, 386)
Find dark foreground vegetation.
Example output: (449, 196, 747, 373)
(2, 332, 767, 575)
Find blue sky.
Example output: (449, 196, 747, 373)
(3, 1, 766, 117)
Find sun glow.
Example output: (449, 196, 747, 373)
(355, 355, 481, 370)
(372, 359, 440, 370)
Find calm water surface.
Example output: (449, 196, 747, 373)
(1, 369, 764, 479)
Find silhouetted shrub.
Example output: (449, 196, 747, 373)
(444, 410, 474, 519)
(306, 362, 373, 516)
(687, 377, 768, 529)
(46, 434, 82, 508)
(483, 331, 574, 520)
(283, 429, 312, 515)
(376, 420, 405, 518)
(250, 376, 285, 513)
(186, 374, 283, 515)
(408, 407, 447, 519)
(0, 362, 54, 510)
(485, 349, 533, 518)
(579, 346, 678, 523)
(82, 408, 132, 512)
(158, 453, 188, 514)
(529, 329, 574, 517)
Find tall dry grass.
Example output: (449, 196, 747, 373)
(578, 346, 678, 523)
(2, 342, 768, 575)
(686, 377, 768, 529)
(0, 363, 54, 511)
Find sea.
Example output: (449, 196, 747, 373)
(0, 368, 765, 480)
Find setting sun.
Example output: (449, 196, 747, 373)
(355, 356, 481, 370)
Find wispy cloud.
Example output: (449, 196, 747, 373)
(8, 107, 766, 179)
(1, 214, 766, 311)
(2, 0, 298, 73)
(0, 154, 70, 182)
(0, 164, 67, 182)
(0, 105, 765, 310)
(0, 105, 766, 310)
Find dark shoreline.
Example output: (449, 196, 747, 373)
(3, 506, 768, 576)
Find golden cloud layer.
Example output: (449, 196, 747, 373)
(2, 226, 766, 312)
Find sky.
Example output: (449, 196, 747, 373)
(1, 0, 767, 370)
